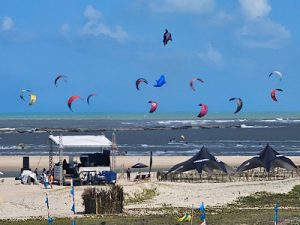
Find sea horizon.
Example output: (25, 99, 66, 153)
(0, 111, 300, 120)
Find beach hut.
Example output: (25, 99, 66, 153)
(236, 144, 297, 173)
(168, 146, 233, 174)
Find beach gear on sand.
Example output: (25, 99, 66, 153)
(177, 212, 192, 222)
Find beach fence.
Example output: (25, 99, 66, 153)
(158, 167, 299, 183)
(82, 185, 124, 214)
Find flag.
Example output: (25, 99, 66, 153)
(177, 212, 192, 222)
(274, 202, 279, 225)
(70, 185, 75, 196)
(47, 216, 54, 225)
(199, 202, 206, 221)
(45, 194, 53, 225)
(45, 194, 49, 209)
(70, 180, 76, 225)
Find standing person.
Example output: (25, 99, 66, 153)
(49, 170, 54, 189)
(34, 168, 38, 179)
(126, 168, 131, 181)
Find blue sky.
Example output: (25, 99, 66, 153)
(0, 0, 299, 114)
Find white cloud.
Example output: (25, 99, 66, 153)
(81, 5, 128, 42)
(1, 16, 14, 31)
(149, 0, 215, 14)
(84, 5, 102, 21)
(238, 19, 290, 48)
(239, 0, 271, 20)
(238, 0, 290, 48)
(198, 44, 223, 66)
(82, 21, 128, 41)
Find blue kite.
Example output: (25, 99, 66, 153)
(154, 75, 166, 87)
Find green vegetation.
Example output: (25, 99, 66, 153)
(1, 185, 300, 225)
(230, 184, 300, 208)
(125, 187, 158, 205)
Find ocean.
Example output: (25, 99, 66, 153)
(0, 112, 300, 156)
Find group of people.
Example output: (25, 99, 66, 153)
(34, 168, 54, 189)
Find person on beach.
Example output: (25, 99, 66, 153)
(34, 168, 38, 178)
(49, 170, 54, 189)
(126, 168, 131, 181)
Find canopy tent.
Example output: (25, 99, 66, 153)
(49, 135, 112, 148)
(131, 163, 148, 169)
(48, 134, 114, 185)
(168, 146, 234, 174)
(236, 144, 297, 173)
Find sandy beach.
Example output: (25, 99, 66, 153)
(0, 175, 299, 219)
(1, 155, 300, 173)
(0, 155, 300, 219)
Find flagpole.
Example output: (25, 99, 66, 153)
(191, 204, 194, 225)
(70, 179, 76, 225)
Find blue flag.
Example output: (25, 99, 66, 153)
(274, 202, 279, 224)
(45, 195, 49, 209)
(199, 202, 206, 221)
(71, 203, 75, 213)
(47, 216, 54, 225)
(70, 186, 75, 196)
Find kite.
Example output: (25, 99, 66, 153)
(20, 90, 37, 106)
(54, 75, 67, 87)
(87, 93, 96, 105)
(148, 100, 158, 113)
(198, 103, 208, 118)
(190, 77, 204, 91)
(269, 71, 282, 81)
(20, 89, 32, 101)
(154, 75, 166, 87)
(29, 94, 37, 106)
(229, 97, 243, 114)
(271, 89, 283, 102)
(163, 29, 172, 46)
(135, 78, 148, 90)
(67, 95, 83, 112)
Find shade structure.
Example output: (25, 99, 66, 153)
(49, 135, 112, 148)
(131, 163, 148, 169)
(168, 146, 233, 174)
(236, 144, 297, 173)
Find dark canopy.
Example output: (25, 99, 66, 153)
(131, 163, 148, 169)
(167, 146, 233, 174)
(236, 144, 297, 173)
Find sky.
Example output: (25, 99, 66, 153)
(0, 0, 300, 114)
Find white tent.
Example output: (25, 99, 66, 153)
(49, 135, 112, 148)
(21, 170, 38, 185)
(49, 134, 114, 185)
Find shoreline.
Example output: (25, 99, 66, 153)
(1, 155, 300, 174)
